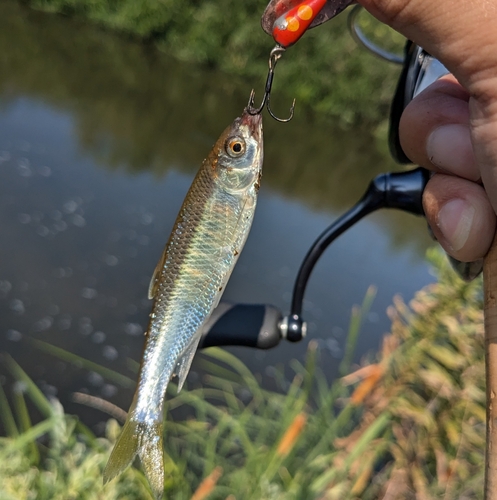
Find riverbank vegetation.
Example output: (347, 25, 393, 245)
(19, 0, 404, 127)
(1, 249, 485, 499)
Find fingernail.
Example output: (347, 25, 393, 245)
(427, 124, 478, 178)
(437, 199, 475, 252)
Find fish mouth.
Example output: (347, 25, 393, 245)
(240, 110, 263, 142)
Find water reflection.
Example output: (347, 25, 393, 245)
(1, 2, 405, 213)
(0, 1, 434, 429)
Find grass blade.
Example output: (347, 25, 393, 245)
(4, 354, 54, 418)
(30, 339, 136, 389)
(340, 285, 376, 376)
(0, 418, 55, 461)
(0, 382, 18, 437)
(12, 388, 40, 463)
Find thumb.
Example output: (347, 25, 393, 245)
(357, 0, 497, 88)
(357, 0, 497, 214)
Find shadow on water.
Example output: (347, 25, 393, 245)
(0, 1, 434, 429)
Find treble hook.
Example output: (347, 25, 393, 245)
(247, 45, 296, 123)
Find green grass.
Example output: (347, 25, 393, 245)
(0, 249, 486, 499)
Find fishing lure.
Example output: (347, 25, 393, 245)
(249, 0, 353, 122)
(272, 0, 328, 47)
(261, 0, 353, 47)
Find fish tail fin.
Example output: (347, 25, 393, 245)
(104, 414, 165, 499)
(138, 420, 165, 499)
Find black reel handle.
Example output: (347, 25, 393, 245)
(199, 303, 282, 349)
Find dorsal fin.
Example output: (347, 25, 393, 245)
(148, 250, 167, 300)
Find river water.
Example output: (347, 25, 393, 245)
(0, 1, 434, 428)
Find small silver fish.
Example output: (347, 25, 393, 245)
(103, 109, 264, 498)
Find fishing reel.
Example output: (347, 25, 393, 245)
(385, 33, 484, 282)
(200, 5, 480, 351)
(199, 167, 429, 350)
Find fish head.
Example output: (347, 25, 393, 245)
(213, 111, 264, 193)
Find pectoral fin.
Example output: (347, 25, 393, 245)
(148, 250, 167, 300)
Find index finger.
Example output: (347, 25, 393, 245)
(399, 75, 480, 182)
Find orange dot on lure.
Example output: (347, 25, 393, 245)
(272, 0, 328, 47)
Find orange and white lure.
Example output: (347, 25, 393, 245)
(261, 0, 354, 47)
(272, 0, 328, 47)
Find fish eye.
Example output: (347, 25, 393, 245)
(225, 136, 246, 158)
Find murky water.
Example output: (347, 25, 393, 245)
(0, 1, 434, 428)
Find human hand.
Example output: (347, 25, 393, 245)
(357, 0, 497, 263)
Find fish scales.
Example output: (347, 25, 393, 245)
(104, 109, 263, 499)
(137, 166, 253, 416)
